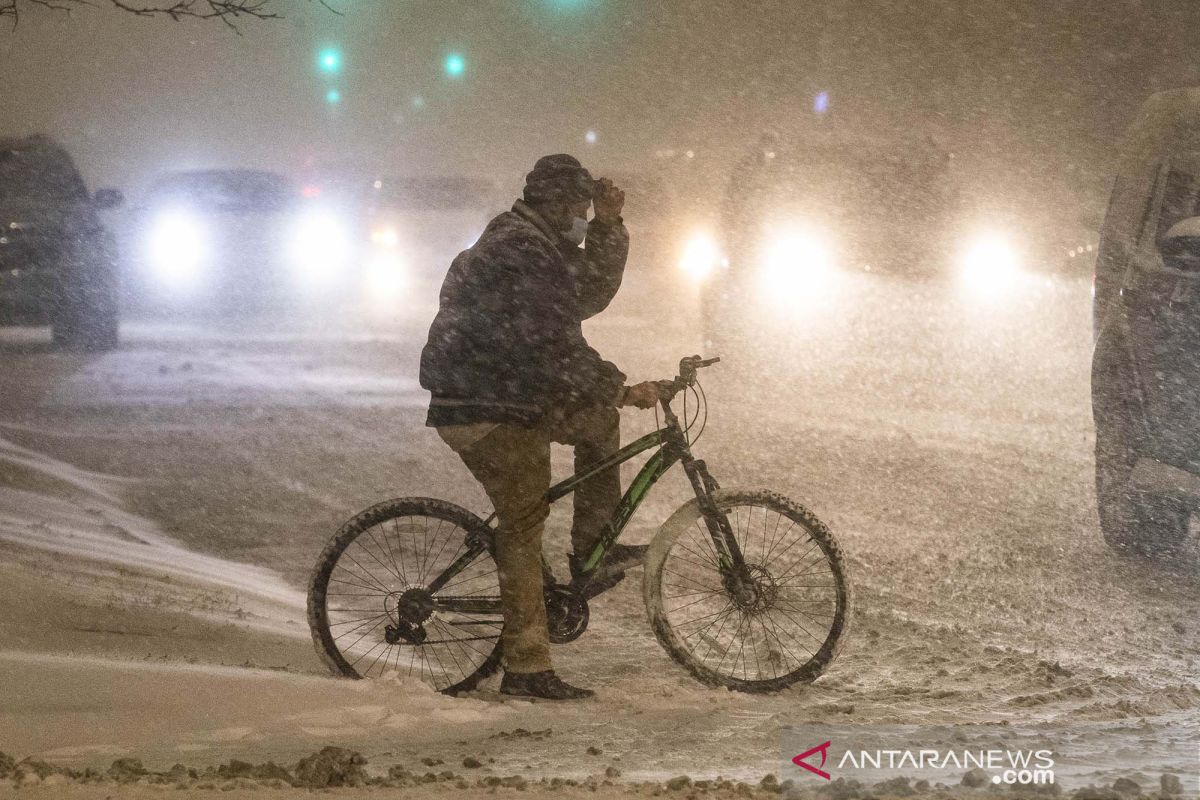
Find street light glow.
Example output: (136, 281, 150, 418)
(444, 53, 466, 77)
(317, 48, 342, 74)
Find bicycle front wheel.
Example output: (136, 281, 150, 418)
(308, 498, 503, 693)
(644, 489, 849, 693)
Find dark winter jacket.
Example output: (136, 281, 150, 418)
(420, 200, 629, 427)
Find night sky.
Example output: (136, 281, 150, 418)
(3, 0, 1200, 216)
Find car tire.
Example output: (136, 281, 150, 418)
(53, 238, 120, 352)
(54, 287, 119, 351)
(1094, 395, 1191, 557)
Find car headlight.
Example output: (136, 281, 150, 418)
(364, 249, 407, 302)
(759, 226, 837, 298)
(678, 233, 722, 281)
(290, 212, 352, 286)
(370, 226, 399, 248)
(146, 212, 205, 288)
(959, 233, 1022, 297)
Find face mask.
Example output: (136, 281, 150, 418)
(563, 215, 588, 246)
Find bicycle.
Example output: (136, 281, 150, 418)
(307, 355, 849, 694)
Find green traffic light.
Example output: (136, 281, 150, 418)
(444, 53, 465, 78)
(326, 88, 341, 105)
(317, 48, 342, 74)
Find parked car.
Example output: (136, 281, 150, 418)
(121, 168, 358, 316)
(1093, 87, 1200, 556)
(0, 134, 123, 349)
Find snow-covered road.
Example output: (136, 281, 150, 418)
(0, 274, 1196, 796)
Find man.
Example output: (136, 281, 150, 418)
(419, 154, 660, 700)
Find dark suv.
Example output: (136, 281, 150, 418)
(0, 135, 123, 349)
(1092, 88, 1200, 556)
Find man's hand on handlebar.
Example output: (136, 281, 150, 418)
(619, 358, 719, 410)
(620, 381, 663, 409)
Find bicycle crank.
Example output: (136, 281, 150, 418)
(544, 585, 589, 643)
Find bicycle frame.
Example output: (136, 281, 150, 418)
(427, 393, 751, 611)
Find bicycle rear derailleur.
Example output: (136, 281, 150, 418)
(384, 587, 434, 645)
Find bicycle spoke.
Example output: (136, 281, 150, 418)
(668, 592, 728, 615)
(762, 519, 799, 565)
(329, 575, 388, 594)
(440, 567, 498, 593)
(664, 585, 723, 600)
(677, 531, 719, 568)
(390, 518, 410, 585)
(760, 609, 811, 669)
(340, 616, 389, 653)
(663, 566, 721, 593)
(339, 550, 395, 594)
(771, 544, 825, 583)
(361, 528, 403, 583)
(331, 613, 388, 641)
(329, 612, 388, 626)
(766, 603, 829, 649)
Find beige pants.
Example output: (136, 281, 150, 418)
(436, 405, 620, 674)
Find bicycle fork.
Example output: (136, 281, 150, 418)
(680, 451, 757, 606)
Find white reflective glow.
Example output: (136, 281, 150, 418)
(147, 213, 204, 289)
(290, 211, 352, 287)
(959, 233, 1023, 298)
(678, 233, 721, 281)
(759, 226, 837, 300)
(370, 226, 399, 248)
(364, 250, 407, 311)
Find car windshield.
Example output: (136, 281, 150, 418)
(371, 176, 496, 210)
(146, 170, 297, 212)
(1155, 154, 1200, 240)
(0, 142, 88, 204)
(755, 142, 950, 216)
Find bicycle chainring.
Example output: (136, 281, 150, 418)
(544, 585, 589, 644)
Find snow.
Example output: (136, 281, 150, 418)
(0, 274, 1197, 796)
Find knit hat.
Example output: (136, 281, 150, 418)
(522, 154, 595, 204)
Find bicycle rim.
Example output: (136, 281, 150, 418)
(645, 490, 848, 692)
(308, 498, 503, 693)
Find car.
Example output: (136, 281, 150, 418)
(692, 129, 956, 347)
(359, 175, 500, 318)
(0, 134, 124, 350)
(1092, 87, 1200, 557)
(121, 168, 358, 317)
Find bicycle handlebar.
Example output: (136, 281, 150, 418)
(659, 354, 720, 401)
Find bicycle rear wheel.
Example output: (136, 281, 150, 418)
(308, 497, 503, 693)
(644, 489, 849, 693)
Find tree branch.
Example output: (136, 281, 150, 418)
(1, 0, 338, 29)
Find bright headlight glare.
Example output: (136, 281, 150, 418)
(678, 233, 721, 281)
(960, 233, 1022, 296)
(759, 227, 836, 297)
(291, 212, 351, 285)
(364, 250, 408, 314)
(370, 227, 399, 248)
(147, 213, 204, 286)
